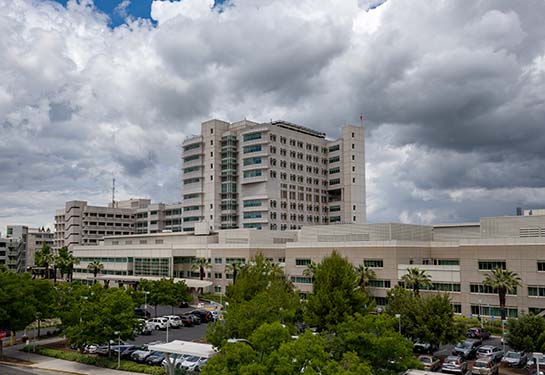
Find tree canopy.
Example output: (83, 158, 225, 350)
(139, 278, 190, 317)
(506, 314, 545, 353)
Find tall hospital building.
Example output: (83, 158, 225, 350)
(180, 119, 366, 232)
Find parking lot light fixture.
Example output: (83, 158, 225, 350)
(395, 313, 401, 334)
(114, 331, 121, 369)
(144, 291, 150, 311)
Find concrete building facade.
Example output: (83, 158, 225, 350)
(1, 225, 54, 272)
(72, 213, 545, 318)
(180, 119, 366, 232)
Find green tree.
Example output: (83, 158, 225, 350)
(225, 262, 241, 284)
(354, 265, 376, 290)
(483, 268, 521, 321)
(87, 261, 104, 282)
(401, 268, 432, 296)
(55, 246, 78, 282)
(35, 243, 54, 279)
(302, 261, 317, 280)
(0, 272, 38, 343)
(506, 314, 545, 352)
(192, 257, 211, 281)
(60, 285, 136, 352)
(32, 278, 58, 338)
(329, 313, 419, 375)
(387, 286, 463, 348)
(305, 251, 373, 331)
(139, 278, 190, 317)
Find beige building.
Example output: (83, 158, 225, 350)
(54, 199, 184, 250)
(1, 225, 54, 272)
(180, 119, 366, 232)
(72, 212, 545, 318)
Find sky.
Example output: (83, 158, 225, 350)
(1, 0, 545, 232)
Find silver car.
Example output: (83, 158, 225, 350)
(442, 355, 468, 374)
(477, 346, 504, 362)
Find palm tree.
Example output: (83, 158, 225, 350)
(483, 268, 521, 321)
(35, 243, 54, 279)
(225, 262, 241, 284)
(87, 261, 104, 283)
(401, 267, 432, 296)
(355, 264, 377, 289)
(191, 257, 211, 281)
(303, 261, 317, 281)
(56, 246, 79, 282)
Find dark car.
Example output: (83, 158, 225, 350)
(189, 313, 201, 325)
(179, 315, 193, 327)
(179, 301, 190, 308)
(467, 328, 490, 340)
(146, 351, 165, 366)
(453, 339, 481, 359)
(134, 307, 151, 319)
(190, 309, 213, 323)
(120, 345, 141, 359)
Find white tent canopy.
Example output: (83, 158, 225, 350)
(148, 340, 216, 358)
(148, 340, 216, 375)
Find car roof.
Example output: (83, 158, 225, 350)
(479, 345, 494, 350)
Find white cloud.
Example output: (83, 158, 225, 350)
(1, 0, 545, 231)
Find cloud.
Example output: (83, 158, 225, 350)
(1, 0, 545, 232)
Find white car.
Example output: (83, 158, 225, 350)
(147, 317, 168, 330)
(181, 356, 207, 371)
(162, 315, 182, 328)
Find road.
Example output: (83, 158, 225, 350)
(0, 364, 67, 375)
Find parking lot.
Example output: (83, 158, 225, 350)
(128, 305, 213, 346)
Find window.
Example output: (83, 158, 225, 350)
(538, 261, 545, 271)
(328, 144, 340, 152)
(243, 132, 262, 142)
(226, 257, 246, 264)
(364, 259, 383, 268)
(478, 261, 506, 270)
(436, 259, 460, 266)
(244, 200, 262, 207)
(243, 170, 262, 178)
(329, 167, 340, 174)
(352, 144, 355, 149)
(184, 166, 201, 173)
(184, 177, 200, 185)
(375, 297, 388, 306)
(470, 305, 518, 318)
(243, 157, 262, 166)
(243, 145, 262, 154)
(155, 239, 164, 244)
(452, 304, 462, 314)
(368, 279, 391, 288)
(329, 156, 340, 163)
(183, 154, 200, 162)
(296, 258, 312, 266)
(329, 178, 340, 185)
(291, 276, 312, 284)
(243, 223, 262, 229)
(139, 240, 147, 244)
(214, 272, 222, 279)
(528, 286, 545, 297)
(330, 216, 341, 223)
(243, 212, 262, 219)
(183, 143, 201, 151)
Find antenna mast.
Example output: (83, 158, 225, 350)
(112, 177, 116, 208)
(359, 113, 364, 127)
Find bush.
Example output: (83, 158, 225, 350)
(26, 347, 166, 375)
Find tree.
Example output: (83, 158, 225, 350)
(302, 261, 317, 280)
(35, 243, 54, 279)
(139, 278, 190, 317)
(401, 268, 432, 296)
(225, 262, 241, 284)
(55, 246, 78, 282)
(305, 251, 373, 331)
(192, 257, 212, 281)
(330, 313, 420, 374)
(483, 268, 521, 321)
(387, 286, 463, 348)
(60, 285, 137, 352)
(506, 314, 545, 353)
(87, 261, 104, 282)
(354, 265, 376, 290)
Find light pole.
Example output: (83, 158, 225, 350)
(114, 331, 120, 369)
(501, 319, 506, 353)
(478, 299, 483, 328)
(395, 313, 401, 334)
(144, 291, 150, 313)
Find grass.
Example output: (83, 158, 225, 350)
(24, 346, 166, 375)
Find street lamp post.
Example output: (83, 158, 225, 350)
(395, 314, 401, 334)
(114, 331, 121, 369)
(144, 291, 150, 313)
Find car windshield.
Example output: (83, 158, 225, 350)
(474, 361, 488, 368)
(419, 357, 431, 363)
(506, 352, 520, 358)
(479, 348, 491, 353)
(185, 356, 199, 362)
(457, 342, 470, 349)
(446, 357, 459, 363)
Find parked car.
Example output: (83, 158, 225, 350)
(413, 341, 435, 354)
(83, 344, 99, 354)
(111, 345, 134, 357)
(147, 317, 168, 330)
(130, 341, 163, 363)
(502, 351, 528, 367)
(190, 309, 214, 323)
(179, 301, 189, 308)
(418, 355, 441, 371)
(180, 356, 208, 372)
(188, 313, 202, 325)
(146, 351, 165, 366)
(180, 315, 194, 327)
(135, 319, 153, 335)
(453, 339, 481, 359)
(441, 355, 468, 374)
(472, 357, 499, 375)
(119, 345, 141, 359)
(527, 353, 545, 370)
(134, 307, 151, 319)
(467, 328, 491, 340)
(163, 315, 182, 328)
(477, 346, 504, 362)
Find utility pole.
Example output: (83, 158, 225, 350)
(112, 177, 116, 208)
